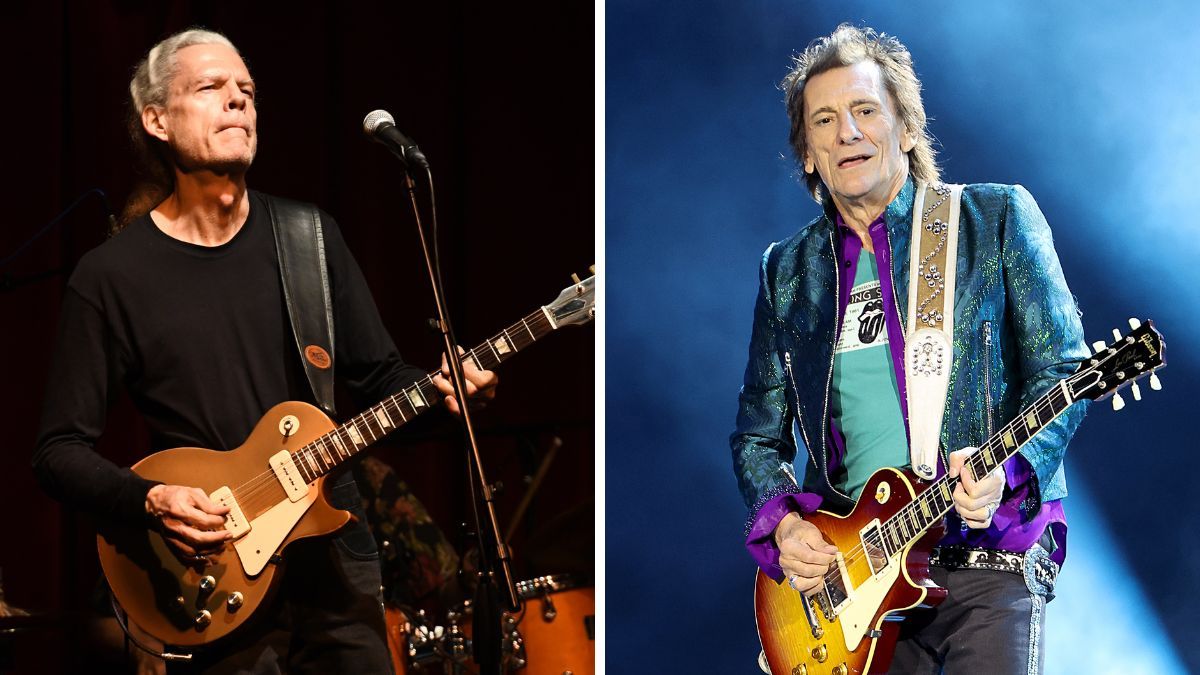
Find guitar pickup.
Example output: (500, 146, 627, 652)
(269, 450, 310, 502)
(210, 486, 250, 539)
(859, 519, 889, 575)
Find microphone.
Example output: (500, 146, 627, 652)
(362, 110, 429, 169)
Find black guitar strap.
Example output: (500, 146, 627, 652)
(266, 195, 337, 417)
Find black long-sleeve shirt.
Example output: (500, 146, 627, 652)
(32, 191, 425, 523)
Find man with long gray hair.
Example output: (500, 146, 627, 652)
(732, 24, 1088, 673)
(33, 27, 497, 672)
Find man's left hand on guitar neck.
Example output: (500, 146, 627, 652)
(948, 447, 1005, 529)
(433, 346, 499, 416)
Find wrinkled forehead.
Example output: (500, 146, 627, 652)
(802, 60, 890, 116)
(170, 43, 253, 92)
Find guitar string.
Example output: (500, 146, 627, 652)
(211, 313, 554, 522)
(234, 322, 521, 494)
(229, 387, 438, 508)
(222, 372, 449, 509)
(221, 362, 481, 515)
(806, 370, 1086, 590)
(224, 348, 494, 509)
(225, 311, 558, 508)
(813, 390, 1066, 586)
(811, 339, 1146, 590)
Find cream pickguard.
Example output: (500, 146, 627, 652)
(230, 487, 318, 576)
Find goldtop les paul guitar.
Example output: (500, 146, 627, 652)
(754, 319, 1165, 675)
(97, 273, 595, 649)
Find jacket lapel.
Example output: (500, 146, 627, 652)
(883, 179, 916, 335)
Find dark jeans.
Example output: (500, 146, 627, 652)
(171, 478, 393, 675)
(889, 565, 1048, 675)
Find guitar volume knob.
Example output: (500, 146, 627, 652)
(227, 592, 244, 611)
(199, 575, 216, 594)
(811, 644, 827, 662)
(194, 610, 212, 629)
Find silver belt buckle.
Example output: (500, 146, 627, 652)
(1022, 543, 1058, 598)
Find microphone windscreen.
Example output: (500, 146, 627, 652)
(362, 109, 395, 134)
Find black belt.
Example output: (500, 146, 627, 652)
(929, 544, 1059, 597)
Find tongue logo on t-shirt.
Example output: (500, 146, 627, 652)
(857, 298, 885, 345)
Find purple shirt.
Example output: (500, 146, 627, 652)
(747, 214, 1066, 582)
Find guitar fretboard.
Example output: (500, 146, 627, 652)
(874, 382, 1074, 557)
(288, 309, 555, 483)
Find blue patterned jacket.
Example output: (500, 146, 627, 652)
(731, 179, 1089, 521)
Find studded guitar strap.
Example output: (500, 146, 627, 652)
(905, 182, 963, 480)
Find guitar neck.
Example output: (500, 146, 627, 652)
(291, 307, 558, 482)
(881, 381, 1077, 554)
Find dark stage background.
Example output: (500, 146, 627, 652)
(608, 2, 1197, 674)
(0, 3, 594, 673)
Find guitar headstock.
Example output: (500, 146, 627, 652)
(544, 270, 596, 329)
(1067, 318, 1166, 407)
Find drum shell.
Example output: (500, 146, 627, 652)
(518, 585, 595, 675)
(458, 575, 596, 675)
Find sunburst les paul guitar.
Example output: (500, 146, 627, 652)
(754, 319, 1165, 675)
(97, 274, 595, 648)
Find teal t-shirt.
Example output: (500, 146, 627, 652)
(831, 247, 909, 500)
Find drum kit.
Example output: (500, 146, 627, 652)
(368, 435, 594, 675)
(385, 574, 595, 675)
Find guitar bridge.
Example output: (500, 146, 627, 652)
(801, 593, 825, 638)
(809, 588, 829, 621)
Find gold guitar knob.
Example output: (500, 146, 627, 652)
(226, 592, 244, 611)
(790, 664, 808, 675)
(194, 609, 212, 629)
(811, 644, 827, 663)
(832, 664, 848, 675)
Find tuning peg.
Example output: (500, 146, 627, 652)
(1128, 317, 1142, 330)
(589, 264, 596, 274)
(1091, 340, 1107, 354)
(1113, 328, 1124, 343)
(1111, 391, 1126, 411)
(1130, 380, 1142, 401)
(1150, 371, 1162, 391)
(571, 272, 581, 284)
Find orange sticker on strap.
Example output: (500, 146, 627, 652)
(304, 345, 332, 369)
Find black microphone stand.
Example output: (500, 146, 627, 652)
(395, 160, 519, 675)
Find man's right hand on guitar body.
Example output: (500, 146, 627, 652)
(144, 484, 231, 559)
(773, 512, 839, 596)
